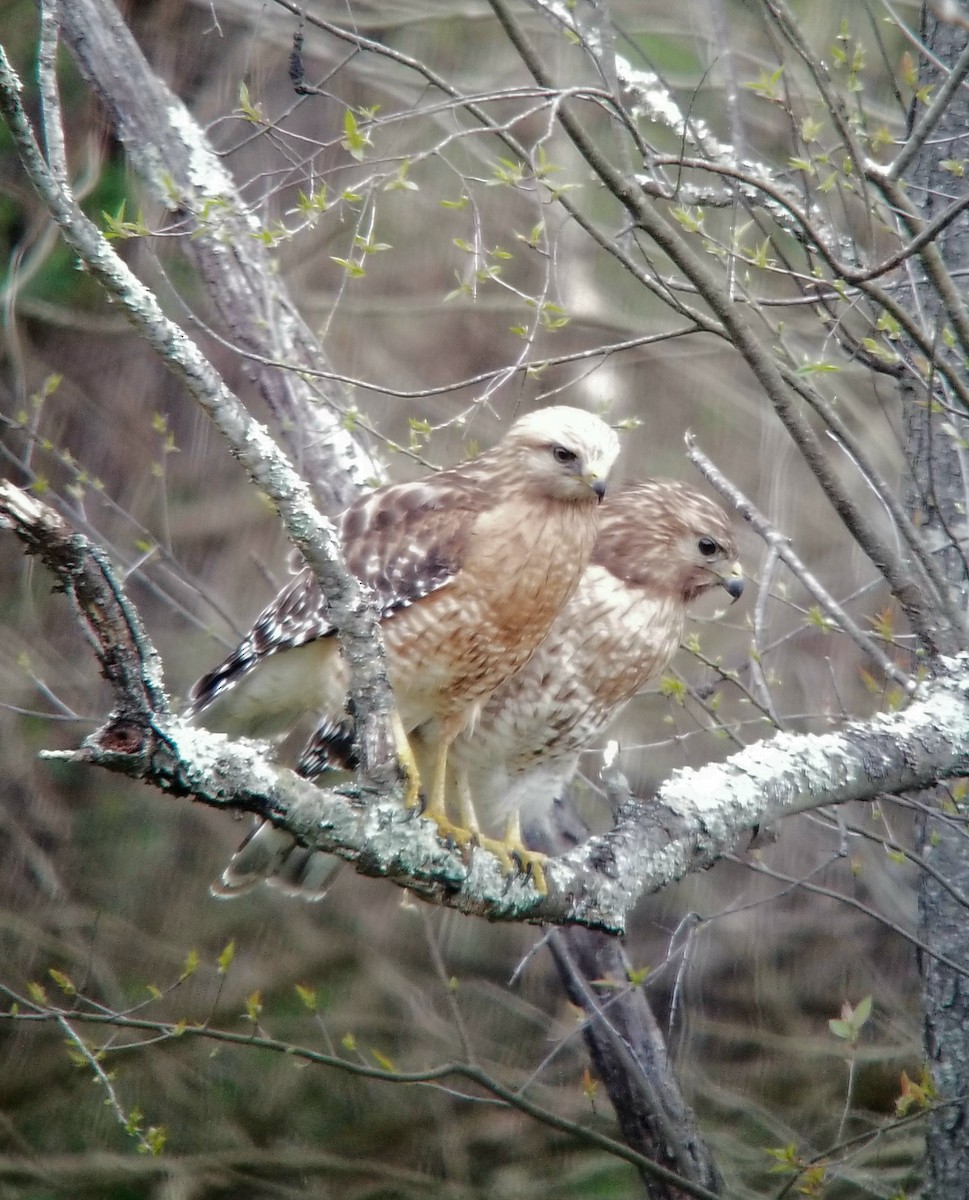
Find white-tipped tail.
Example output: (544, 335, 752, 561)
(210, 820, 343, 901)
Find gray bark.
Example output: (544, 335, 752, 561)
(909, 11, 969, 1195)
(548, 928, 724, 1198)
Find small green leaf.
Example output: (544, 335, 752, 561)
(370, 1048, 397, 1072)
(796, 359, 841, 376)
(331, 257, 366, 277)
(295, 984, 318, 1010)
(671, 206, 704, 233)
(743, 65, 784, 101)
(384, 159, 418, 192)
(142, 1126, 167, 1156)
(659, 675, 687, 702)
(244, 990, 262, 1023)
(341, 108, 373, 161)
(217, 941, 236, 976)
(237, 82, 265, 124)
(806, 606, 835, 633)
(27, 981, 48, 1006)
(800, 116, 823, 143)
(48, 968, 76, 996)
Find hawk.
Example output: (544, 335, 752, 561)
(440, 478, 743, 882)
(188, 406, 620, 885)
(219, 478, 741, 897)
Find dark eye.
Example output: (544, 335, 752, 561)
(552, 445, 578, 465)
(698, 536, 719, 557)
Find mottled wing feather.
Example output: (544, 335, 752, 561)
(189, 472, 489, 717)
(339, 476, 483, 618)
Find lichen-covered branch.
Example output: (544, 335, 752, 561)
(5, 480, 969, 935)
(558, 675, 969, 931)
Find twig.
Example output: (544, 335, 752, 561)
(0, 998, 722, 1200)
(686, 434, 916, 695)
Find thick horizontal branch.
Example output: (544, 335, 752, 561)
(5, 480, 969, 934)
(560, 674, 969, 929)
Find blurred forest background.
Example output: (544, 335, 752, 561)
(0, 0, 955, 1197)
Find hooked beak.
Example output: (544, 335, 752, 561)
(721, 562, 745, 601)
(588, 477, 607, 503)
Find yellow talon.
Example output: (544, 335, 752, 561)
(402, 725, 549, 891)
(472, 833, 548, 894)
(390, 708, 423, 810)
(424, 810, 478, 851)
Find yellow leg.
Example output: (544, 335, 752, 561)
(494, 809, 549, 894)
(454, 766, 482, 837)
(407, 723, 549, 893)
(421, 735, 451, 822)
(457, 770, 549, 895)
(414, 726, 477, 849)
(390, 708, 422, 810)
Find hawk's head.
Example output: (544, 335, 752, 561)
(594, 479, 743, 603)
(503, 406, 620, 502)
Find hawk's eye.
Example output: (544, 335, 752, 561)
(697, 536, 719, 557)
(552, 445, 578, 465)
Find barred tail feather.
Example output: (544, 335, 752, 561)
(188, 640, 257, 717)
(297, 717, 358, 777)
(210, 820, 343, 901)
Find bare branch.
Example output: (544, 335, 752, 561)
(686, 435, 916, 694)
(0, 999, 722, 1200)
(59, 0, 378, 512)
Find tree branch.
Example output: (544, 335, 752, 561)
(686, 435, 916, 694)
(0, 998, 721, 1200)
(548, 928, 724, 1198)
(58, 0, 378, 512)
(5, 480, 969, 935)
(0, 41, 399, 783)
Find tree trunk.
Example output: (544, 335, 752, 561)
(548, 927, 723, 1198)
(909, 10, 969, 1195)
